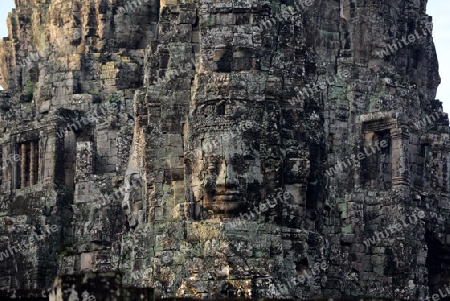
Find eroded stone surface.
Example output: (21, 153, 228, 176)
(0, 0, 448, 300)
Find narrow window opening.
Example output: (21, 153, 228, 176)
(420, 143, 431, 184)
(64, 131, 76, 189)
(16, 140, 39, 189)
(361, 130, 392, 190)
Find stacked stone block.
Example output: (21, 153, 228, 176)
(0, 0, 447, 300)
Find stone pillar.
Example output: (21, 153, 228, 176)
(430, 139, 450, 195)
(30, 141, 38, 185)
(52, 126, 66, 186)
(20, 143, 27, 188)
(391, 127, 410, 187)
(75, 141, 94, 181)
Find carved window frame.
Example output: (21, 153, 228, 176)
(13, 131, 41, 190)
(356, 112, 409, 190)
(361, 127, 392, 190)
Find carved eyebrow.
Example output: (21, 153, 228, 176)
(204, 155, 221, 163)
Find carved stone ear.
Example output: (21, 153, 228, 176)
(184, 152, 194, 164)
(130, 175, 143, 188)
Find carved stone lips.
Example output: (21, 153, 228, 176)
(215, 191, 241, 202)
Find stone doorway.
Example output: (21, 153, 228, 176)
(425, 230, 450, 300)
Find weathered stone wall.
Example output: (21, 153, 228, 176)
(48, 271, 153, 301)
(0, 0, 448, 300)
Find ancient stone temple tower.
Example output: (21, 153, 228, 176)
(0, 0, 449, 299)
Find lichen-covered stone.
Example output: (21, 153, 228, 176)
(0, 0, 448, 300)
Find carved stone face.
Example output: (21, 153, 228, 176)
(188, 128, 263, 217)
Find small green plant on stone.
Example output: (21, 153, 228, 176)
(108, 95, 122, 108)
(24, 80, 36, 101)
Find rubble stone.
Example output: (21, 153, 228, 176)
(0, 0, 448, 300)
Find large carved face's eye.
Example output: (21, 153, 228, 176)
(203, 156, 220, 176)
(231, 153, 257, 173)
(207, 161, 217, 173)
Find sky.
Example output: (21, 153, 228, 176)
(426, 0, 450, 114)
(0, 1, 14, 43)
(0, 0, 448, 113)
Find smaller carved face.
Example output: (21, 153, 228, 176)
(189, 130, 262, 216)
(125, 173, 144, 203)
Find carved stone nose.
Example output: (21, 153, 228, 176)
(216, 160, 239, 189)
